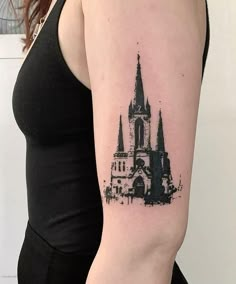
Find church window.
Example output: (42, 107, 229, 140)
(114, 162, 117, 171)
(123, 161, 125, 171)
(135, 118, 144, 148)
(118, 161, 121, 171)
(136, 158, 145, 167)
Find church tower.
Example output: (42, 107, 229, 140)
(110, 115, 128, 195)
(128, 54, 151, 163)
(147, 110, 176, 203)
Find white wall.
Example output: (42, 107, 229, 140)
(0, 1, 236, 283)
(0, 35, 27, 284)
(176, 1, 236, 283)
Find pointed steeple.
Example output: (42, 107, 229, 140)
(156, 109, 165, 152)
(146, 97, 151, 117)
(128, 100, 133, 118)
(117, 115, 124, 152)
(133, 53, 145, 111)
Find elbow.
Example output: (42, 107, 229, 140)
(100, 214, 188, 269)
(135, 220, 188, 266)
(86, 224, 188, 284)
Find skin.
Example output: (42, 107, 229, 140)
(81, 1, 207, 283)
(26, 0, 206, 90)
(24, 0, 207, 283)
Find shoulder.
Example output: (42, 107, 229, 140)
(81, 0, 206, 48)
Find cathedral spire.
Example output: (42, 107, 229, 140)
(156, 109, 165, 152)
(133, 53, 145, 110)
(146, 97, 151, 117)
(117, 115, 124, 152)
(128, 100, 133, 118)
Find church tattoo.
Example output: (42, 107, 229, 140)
(103, 53, 183, 206)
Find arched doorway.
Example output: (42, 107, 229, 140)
(133, 176, 145, 197)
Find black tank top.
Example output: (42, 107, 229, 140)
(12, 0, 210, 254)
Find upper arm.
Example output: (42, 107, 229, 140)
(82, 0, 206, 281)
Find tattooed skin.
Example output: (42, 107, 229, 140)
(103, 53, 183, 206)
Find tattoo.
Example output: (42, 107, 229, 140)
(103, 53, 183, 206)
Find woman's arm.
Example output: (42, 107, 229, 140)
(82, 0, 206, 283)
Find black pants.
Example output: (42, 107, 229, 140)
(17, 221, 188, 284)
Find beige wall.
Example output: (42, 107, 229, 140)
(0, 1, 235, 283)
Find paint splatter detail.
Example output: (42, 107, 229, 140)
(103, 53, 183, 206)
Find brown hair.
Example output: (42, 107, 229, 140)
(11, 0, 52, 51)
